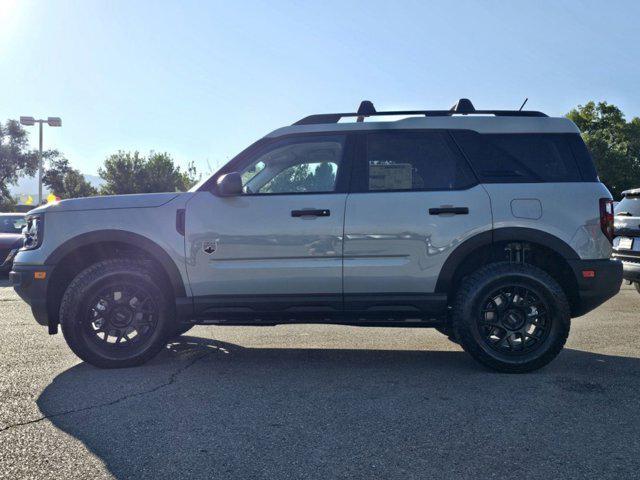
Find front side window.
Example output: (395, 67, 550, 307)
(365, 131, 476, 191)
(239, 136, 344, 194)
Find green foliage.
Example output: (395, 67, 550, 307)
(262, 162, 336, 193)
(43, 156, 98, 199)
(309, 161, 336, 191)
(567, 101, 640, 199)
(0, 120, 40, 208)
(99, 151, 199, 195)
(178, 161, 201, 191)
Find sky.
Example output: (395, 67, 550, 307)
(1, 0, 640, 177)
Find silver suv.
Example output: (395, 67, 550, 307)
(11, 99, 622, 372)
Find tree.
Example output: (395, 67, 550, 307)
(309, 162, 336, 191)
(43, 156, 98, 199)
(99, 151, 198, 195)
(567, 102, 640, 199)
(0, 120, 40, 208)
(262, 162, 336, 193)
(264, 163, 312, 193)
(180, 161, 201, 190)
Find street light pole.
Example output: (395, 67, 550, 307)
(19, 116, 62, 205)
(38, 121, 43, 207)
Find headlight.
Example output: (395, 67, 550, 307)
(22, 214, 44, 250)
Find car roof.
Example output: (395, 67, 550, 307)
(267, 115, 579, 138)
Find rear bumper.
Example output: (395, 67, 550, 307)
(622, 261, 640, 282)
(568, 258, 622, 317)
(612, 252, 640, 283)
(611, 250, 640, 282)
(10, 265, 53, 332)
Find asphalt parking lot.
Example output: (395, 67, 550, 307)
(1, 279, 639, 480)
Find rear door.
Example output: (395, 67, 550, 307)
(343, 130, 492, 314)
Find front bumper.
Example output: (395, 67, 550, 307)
(568, 258, 622, 317)
(10, 265, 54, 332)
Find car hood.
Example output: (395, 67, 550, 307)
(614, 215, 640, 237)
(28, 192, 182, 214)
(0, 233, 23, 249)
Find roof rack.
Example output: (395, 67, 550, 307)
(293, 98, 548, 125)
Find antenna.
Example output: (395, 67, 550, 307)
(518, 98, 528, 111)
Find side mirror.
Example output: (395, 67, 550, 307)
(216, 172, 243, 196)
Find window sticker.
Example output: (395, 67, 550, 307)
(369, 163, 413, 190)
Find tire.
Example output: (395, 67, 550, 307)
(452, 262, 570, 373)
(435, 325, 459, 344)
(634, 282, 640, 295)
(60, 258, 175, 368)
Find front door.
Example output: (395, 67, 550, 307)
(185, 134, 350, 317)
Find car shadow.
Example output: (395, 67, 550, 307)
(35, 336, 640, 479)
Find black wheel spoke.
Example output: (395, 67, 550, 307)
(84, 283, 159, 350)
(477, 284, 551, 356)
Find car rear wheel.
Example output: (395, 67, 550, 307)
(452, 262, 570, 373)
(60, 259, 174, 368)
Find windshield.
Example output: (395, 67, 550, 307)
(0, 215, 26, 234)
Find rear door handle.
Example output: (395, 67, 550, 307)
(291, 209, 330, 217)
(428, 207, 469, 215)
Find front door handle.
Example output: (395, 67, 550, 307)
(428, 207, 469, 215)
(291, 209, 331, 218)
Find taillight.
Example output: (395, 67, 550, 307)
(599, 198, 614, 242)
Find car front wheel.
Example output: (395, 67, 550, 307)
(60, 258, 174, 368)
(452, 262, 570, 373)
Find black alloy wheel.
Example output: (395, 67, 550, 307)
(478, 286, 551, 355)
(83, 283, 160, 356)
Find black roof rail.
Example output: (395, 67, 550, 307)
(293, 99, 548, 125)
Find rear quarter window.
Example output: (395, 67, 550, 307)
(451, 131, 591, 183)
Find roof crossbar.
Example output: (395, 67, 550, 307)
(293, 98, 547, 125)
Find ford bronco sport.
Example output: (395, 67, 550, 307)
(11, 99, 622, 372)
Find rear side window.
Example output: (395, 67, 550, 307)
(567, 134, 598, 181)
(451, 131, 586, 183)
(365, 131, 476, 191)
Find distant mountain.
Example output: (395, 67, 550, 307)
(9, 174, 105, 204)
